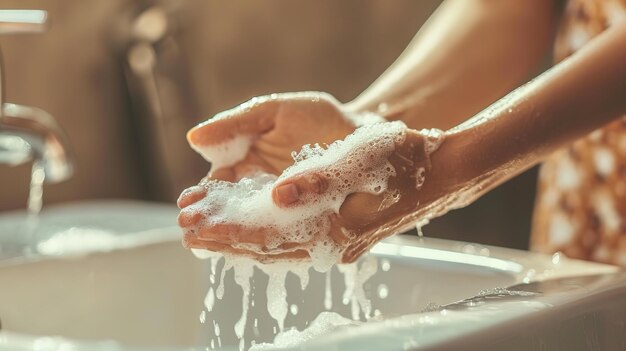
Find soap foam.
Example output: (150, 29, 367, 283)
(183, 121, 409, 267)
(249, 311, 356, 351)
(419, 128, 445, 155)
(190, 134, 253, 171)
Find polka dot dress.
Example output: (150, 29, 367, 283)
(531, 0, 626, 266)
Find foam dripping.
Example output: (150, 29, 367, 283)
(202, 254, 380, 350)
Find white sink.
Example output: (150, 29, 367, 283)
(0, 201, 623, 351)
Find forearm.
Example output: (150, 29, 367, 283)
(433, 23, 626, 200)
(347, 0, 557, 130)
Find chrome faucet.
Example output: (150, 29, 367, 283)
(0, 10, 73, 183)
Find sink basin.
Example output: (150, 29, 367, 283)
(0, 201, 623, 351)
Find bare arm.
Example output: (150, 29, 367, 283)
(178, 1, 626, 263)
(419, 22, 626, 221)
(347, 0, 558, 130)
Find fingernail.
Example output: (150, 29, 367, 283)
(276, 183, 299, 205)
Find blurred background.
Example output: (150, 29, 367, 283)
(0, 0, 541, 250)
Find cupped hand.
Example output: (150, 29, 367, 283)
(187, 92, 380, 181)
(179, 123, 444, 264)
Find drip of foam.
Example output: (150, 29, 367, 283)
(204, 287, 215, 312)
(216, 259, 232, 300)
(290, 264, 310, 290)
(324, 270, 333, 310)
(337, 256, 378, 320)
(202, 253, 381, 349)
(263, 265, 288, 332)
(232, 258, 254, 342)
(415, 218, 430, 238)
(213, 320, 221, 346)
(354, 257, 378, 319)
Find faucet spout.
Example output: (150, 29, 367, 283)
(0, 9, 73, 184)
(0, 103, 74, 183)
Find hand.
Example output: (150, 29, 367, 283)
(178, 124, 444, 264)
(187, 92, 381, 181)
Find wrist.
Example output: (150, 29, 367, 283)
(345, 96, 399, 121)
(427, 128, 484, 196)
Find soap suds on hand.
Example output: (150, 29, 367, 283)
(190, 134, 253, 171)
(182, 121, 410, 269)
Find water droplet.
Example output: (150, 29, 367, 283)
(381, 259, 391, 272)
(377, 284, 389, 299)
(552, 252, 562, 265)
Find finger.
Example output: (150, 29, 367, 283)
(260, 249, 310, 262)
(177, 209, 204, 227)
(340, 192, 384, 223)
(187, 98, 278, 147)
(272, 172, 329, 207)
(183, 233, 253, 255)
(210, 167, 236, 182)
(196, 223, 274, 246)
(177, 185, 207, 209)
(184, 233, 310, 261)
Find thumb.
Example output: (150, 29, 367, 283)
(187, 97, 278, 147)
(272, 172, 329, 208)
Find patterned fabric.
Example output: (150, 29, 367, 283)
(531, 0, 626, 265)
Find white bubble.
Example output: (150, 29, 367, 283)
(377, 284, 389, 299)
(381, 259, 391, 272)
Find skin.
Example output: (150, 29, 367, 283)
(348, 0, 558, 130)
(184, 93, 356, 182)
(178, 0, 626, 263)
(179, 119, 432, 263)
